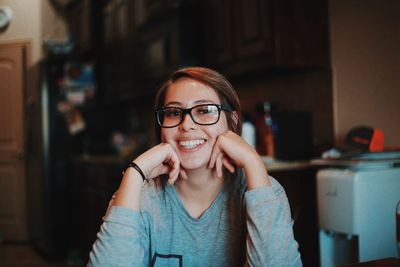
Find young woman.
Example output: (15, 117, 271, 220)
(88, 67, 302, 266)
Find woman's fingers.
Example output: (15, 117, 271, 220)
(216, 153, 236, 177)
(215, 153, 223, 178)
(209, 134, 237, 176)
(222, 158, 235, 173)
(137, 143, 182, 182)
(166, 148, 181, 184)
(179, 169, 188, 180)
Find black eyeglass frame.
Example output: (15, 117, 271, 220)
(155, 104, 232, 128)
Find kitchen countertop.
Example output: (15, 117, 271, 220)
(262, 156, 311, 172)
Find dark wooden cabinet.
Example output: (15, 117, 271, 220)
(232, 0, 274, 61)
(99, 0, 139, 103)
(202, 0, 330, 76)
(270, 167, 319, 267)
(202, 0, 234, 67)
(203, 0, 274, 67)
(102, 0, 136, 45)
(66, 0, 92, 52)
(99, 39, 139, 103)
(68, 157, 125, 263)
(61, 0, 330, 102)
(65, 0, 104, 54)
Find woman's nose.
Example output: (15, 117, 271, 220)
(180, 113, 196, 131)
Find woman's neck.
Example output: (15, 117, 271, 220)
(175, 167, 224, 218)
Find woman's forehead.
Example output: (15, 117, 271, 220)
(164, 78, 220, 105)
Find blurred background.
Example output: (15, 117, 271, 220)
(0, 0, 399, 266)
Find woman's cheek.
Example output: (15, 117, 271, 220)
(160, 129, 171, 143)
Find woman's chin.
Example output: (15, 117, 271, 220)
(180, 159, 208, 171)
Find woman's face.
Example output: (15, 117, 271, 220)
(161, 78, 229, 170)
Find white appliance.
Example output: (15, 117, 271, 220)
(315, 153, 400, 267)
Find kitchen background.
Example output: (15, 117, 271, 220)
(0, 0, 399, 266)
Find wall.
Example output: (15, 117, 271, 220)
(0, 0, 42, 63)
(0, 0, 68, 63)
(330, 0, 400, 148)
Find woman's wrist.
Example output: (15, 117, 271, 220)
(124, 161, 146, 181)
(114, 166, 144, 210)
(243, 153, 270, 189)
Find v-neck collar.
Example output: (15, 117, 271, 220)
(165, 183, 227, 224)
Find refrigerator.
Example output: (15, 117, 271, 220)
(26, 57, 93, 259)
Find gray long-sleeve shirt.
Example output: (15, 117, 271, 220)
(88, 175, 302, 267)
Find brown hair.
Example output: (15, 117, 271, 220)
(154, 67, 242, 141)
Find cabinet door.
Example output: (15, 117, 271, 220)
(71, 186, 109, 262)
(69, 161, 121, 262)
(232, 0, 273, 60)
(203, 0, 275, 75)
(273, 0, 330, 66)
(203, 0, 234, 67)
(271, 168, 319, 267)
(103, 0, 136, 44)
(202, 0, 329, 76)
(68, 0, 92, 52)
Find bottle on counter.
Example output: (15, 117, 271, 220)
(242, 114, 256, 149)
(255, 102, 275, 158)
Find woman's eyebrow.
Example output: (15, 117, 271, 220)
(194, 99, 216, 104)
(164, 101, 182, 106)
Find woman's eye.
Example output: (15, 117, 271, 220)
(196, 108, 210, 115)
(165, 109, 181, 117)
(196, 106, 216, 115)
(199, 109, 210, 114)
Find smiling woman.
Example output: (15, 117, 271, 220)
(87, 67, 302, 267)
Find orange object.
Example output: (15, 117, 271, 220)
(346, 126, 384, 152)
(369, 128, 384, 152)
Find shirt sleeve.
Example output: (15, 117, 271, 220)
(87, 206, 149, 267)
(244, 177, 303, 267)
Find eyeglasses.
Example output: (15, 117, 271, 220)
(155, 104, 231, 128)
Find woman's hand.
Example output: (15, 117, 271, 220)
(134, 143, 187, 185)
(208, 131, 270, 189)
(114, 143, 187, 210)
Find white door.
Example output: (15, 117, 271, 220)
(0, 42, 29, 241)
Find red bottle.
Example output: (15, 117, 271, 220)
(255, 102, 275, 158)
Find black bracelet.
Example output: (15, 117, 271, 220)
(123, 162, 146, 181)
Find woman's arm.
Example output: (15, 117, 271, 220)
(88, 206, 149, 267)
(245, 179, 302, 266)
(209, 131, 301, 266)
(114, 143, 183, 210)
(88, 143, 182, 266)
(208, 130, 270, 189)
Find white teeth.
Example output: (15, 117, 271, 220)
(179, 139, 205, 148)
